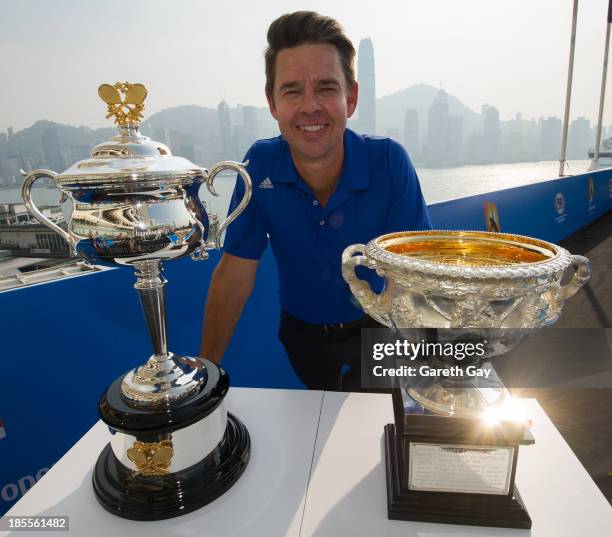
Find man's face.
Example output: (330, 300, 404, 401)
(267, 43, 358, 165)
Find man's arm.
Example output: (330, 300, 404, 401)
(200, 253, 259, 363)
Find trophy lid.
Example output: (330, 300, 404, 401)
(55, 82, 202, 188)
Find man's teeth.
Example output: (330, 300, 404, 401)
(299, 125, 325, 132)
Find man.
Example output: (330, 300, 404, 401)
(200, 11, 431, 390)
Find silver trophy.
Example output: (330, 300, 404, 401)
(21, 83, 252, 520)
(342, 230, 590, 528)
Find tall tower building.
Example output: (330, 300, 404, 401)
(482, 104, 500, 160)
(540, 117, 562, 160)
(357, 38, 376, 135)
(426, 90, 449, 165)
(217, 100, 232, 158)
(568, 117, 590, 159)
(242, 106, 259, 143)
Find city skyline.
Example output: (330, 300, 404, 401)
(0, 83, 603, 191)
(2, 0, 612, 133)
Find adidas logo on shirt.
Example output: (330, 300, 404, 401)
(259, 177, 274, 189)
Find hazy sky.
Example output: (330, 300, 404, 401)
(2, 0, 611, 132)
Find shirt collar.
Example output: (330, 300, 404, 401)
(271, 129, 370, 191)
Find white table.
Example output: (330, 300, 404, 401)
(301, 392, 612, 536)
(1, 388, 323, 537)
(3, 389, 611, 536)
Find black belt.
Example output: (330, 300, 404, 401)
(280, 309, 372, 339)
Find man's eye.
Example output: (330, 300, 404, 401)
(284, 90, 299, 96)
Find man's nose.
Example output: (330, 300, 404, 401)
(300, 88, 321, 114)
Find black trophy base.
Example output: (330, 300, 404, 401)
(384, 424, 532, 529)
(93, 413, 250, 521)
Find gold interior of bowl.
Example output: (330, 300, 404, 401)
(380, 231, 557, 267)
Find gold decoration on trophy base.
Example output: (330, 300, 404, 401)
(98, 82, 148, 127)
(127, 439, 173, 475)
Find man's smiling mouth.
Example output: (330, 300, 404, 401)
(297, 124, 328, 132)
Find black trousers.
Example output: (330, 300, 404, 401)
(278, 310, 384, 391)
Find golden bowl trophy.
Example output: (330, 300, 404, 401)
(342, 230, 591, 528)
(21, 83, 252, 520)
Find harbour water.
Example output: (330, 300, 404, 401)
(416, 159, 594, 203)
(0, 159, 596, 215)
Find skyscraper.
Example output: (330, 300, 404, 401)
(242, 105, 259, 143)
(482, 104, 500, 160)
(357, 38, 376, 135)
(426, 90, 449, 165)
(448, 115, 463, 158)
(217, 100, 232, 158)
(540, 117, 562, 160)
(568, 117, 590, 159)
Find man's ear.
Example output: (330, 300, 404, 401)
(266, 93, 278, 120)
(346, 81, 358, 118)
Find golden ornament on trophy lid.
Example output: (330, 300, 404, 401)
(98, 82, 148, 127)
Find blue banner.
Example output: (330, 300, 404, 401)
(1, 168, 610, 514)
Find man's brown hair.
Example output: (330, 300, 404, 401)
(264, 11, 356, 97)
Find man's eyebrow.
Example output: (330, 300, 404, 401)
(317, 79, 341, 87)
(278, 81, 301, 91)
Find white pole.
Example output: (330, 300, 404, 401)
(589, 1, 612, 171)
(559, 0, 579, 177)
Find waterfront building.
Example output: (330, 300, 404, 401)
(41, 127, 63, 171)
(357, 38, 376, 135)
(540, 116, 562, 161)
(482, 104, 500, 161)
(242, 105, 259, 144)
(217, 100, 233, 159)
(426, 89, 449, 166)
(568, 117, 591, 160)
(177, 132, 196, 162)
(403, 109, 419, 160)
(448, 115, 463, 161)
(0, 156, 24, 187)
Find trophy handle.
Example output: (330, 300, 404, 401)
(204, 160, 253, 249)
(558, 254, 591, 302)
(21, 169, 78, 257)
(341, 244, 391, 326)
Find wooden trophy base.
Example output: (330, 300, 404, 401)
(384, 423, 532, 529)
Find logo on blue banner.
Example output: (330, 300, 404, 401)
(554, 192, 566, 224)
(0, 418, 5, 440)
(588, 176, 596, 214)
(1, 468, 49, 504)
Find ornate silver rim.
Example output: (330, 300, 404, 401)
(366, 230, 573, 279)
(56, 169, 203, 188)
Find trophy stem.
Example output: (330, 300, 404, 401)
(134, 260, 168, 357)
(121, 259, 206, 406)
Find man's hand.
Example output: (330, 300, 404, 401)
(200, 253, 259, 363)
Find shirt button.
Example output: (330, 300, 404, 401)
(319, 220, 325, 226)
(313, 200, 319, 206)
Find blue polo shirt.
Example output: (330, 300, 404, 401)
(223, 128, 431, 324)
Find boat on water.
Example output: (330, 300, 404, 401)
(588, 137, 612, 167)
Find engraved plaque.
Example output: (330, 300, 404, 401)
(408, 442, 514, 495)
